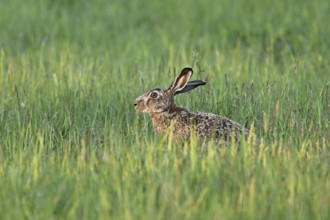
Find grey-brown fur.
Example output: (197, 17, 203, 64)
(134, 67, 255, 143)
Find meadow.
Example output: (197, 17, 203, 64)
(0, 0, 329, 219)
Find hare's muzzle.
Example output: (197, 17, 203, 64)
(134, 98, 148, 113)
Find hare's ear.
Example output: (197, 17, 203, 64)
(168, 68, 193, 94)
(174, 80, 206, 95)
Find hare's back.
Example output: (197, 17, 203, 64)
(190, 111, 249, 141)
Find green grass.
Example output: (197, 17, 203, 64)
(0, 0, 329, 219)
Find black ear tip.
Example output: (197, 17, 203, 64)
(182, 67, 193, 74)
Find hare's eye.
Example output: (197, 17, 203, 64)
(150, 92, 158, 98)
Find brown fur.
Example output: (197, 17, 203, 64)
(134, 67, 255, 143)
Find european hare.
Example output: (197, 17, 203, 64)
(134, 67, 254, 143)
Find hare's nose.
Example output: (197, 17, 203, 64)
(134, 102, 137, 107)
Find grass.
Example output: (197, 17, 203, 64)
(0, 0, 329, 219)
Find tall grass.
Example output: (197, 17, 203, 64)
(0, 0, 329, 219)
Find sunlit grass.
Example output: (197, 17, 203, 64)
(0, 0, 329, 219)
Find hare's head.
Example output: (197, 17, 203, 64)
(134, 68, 205, 114)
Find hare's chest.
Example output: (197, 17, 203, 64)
(153, 120, 169, 135)
(150, 114, 190, 139)
(150, 115, 171, 135)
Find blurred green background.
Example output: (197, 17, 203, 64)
(0, 0, 329, 219)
